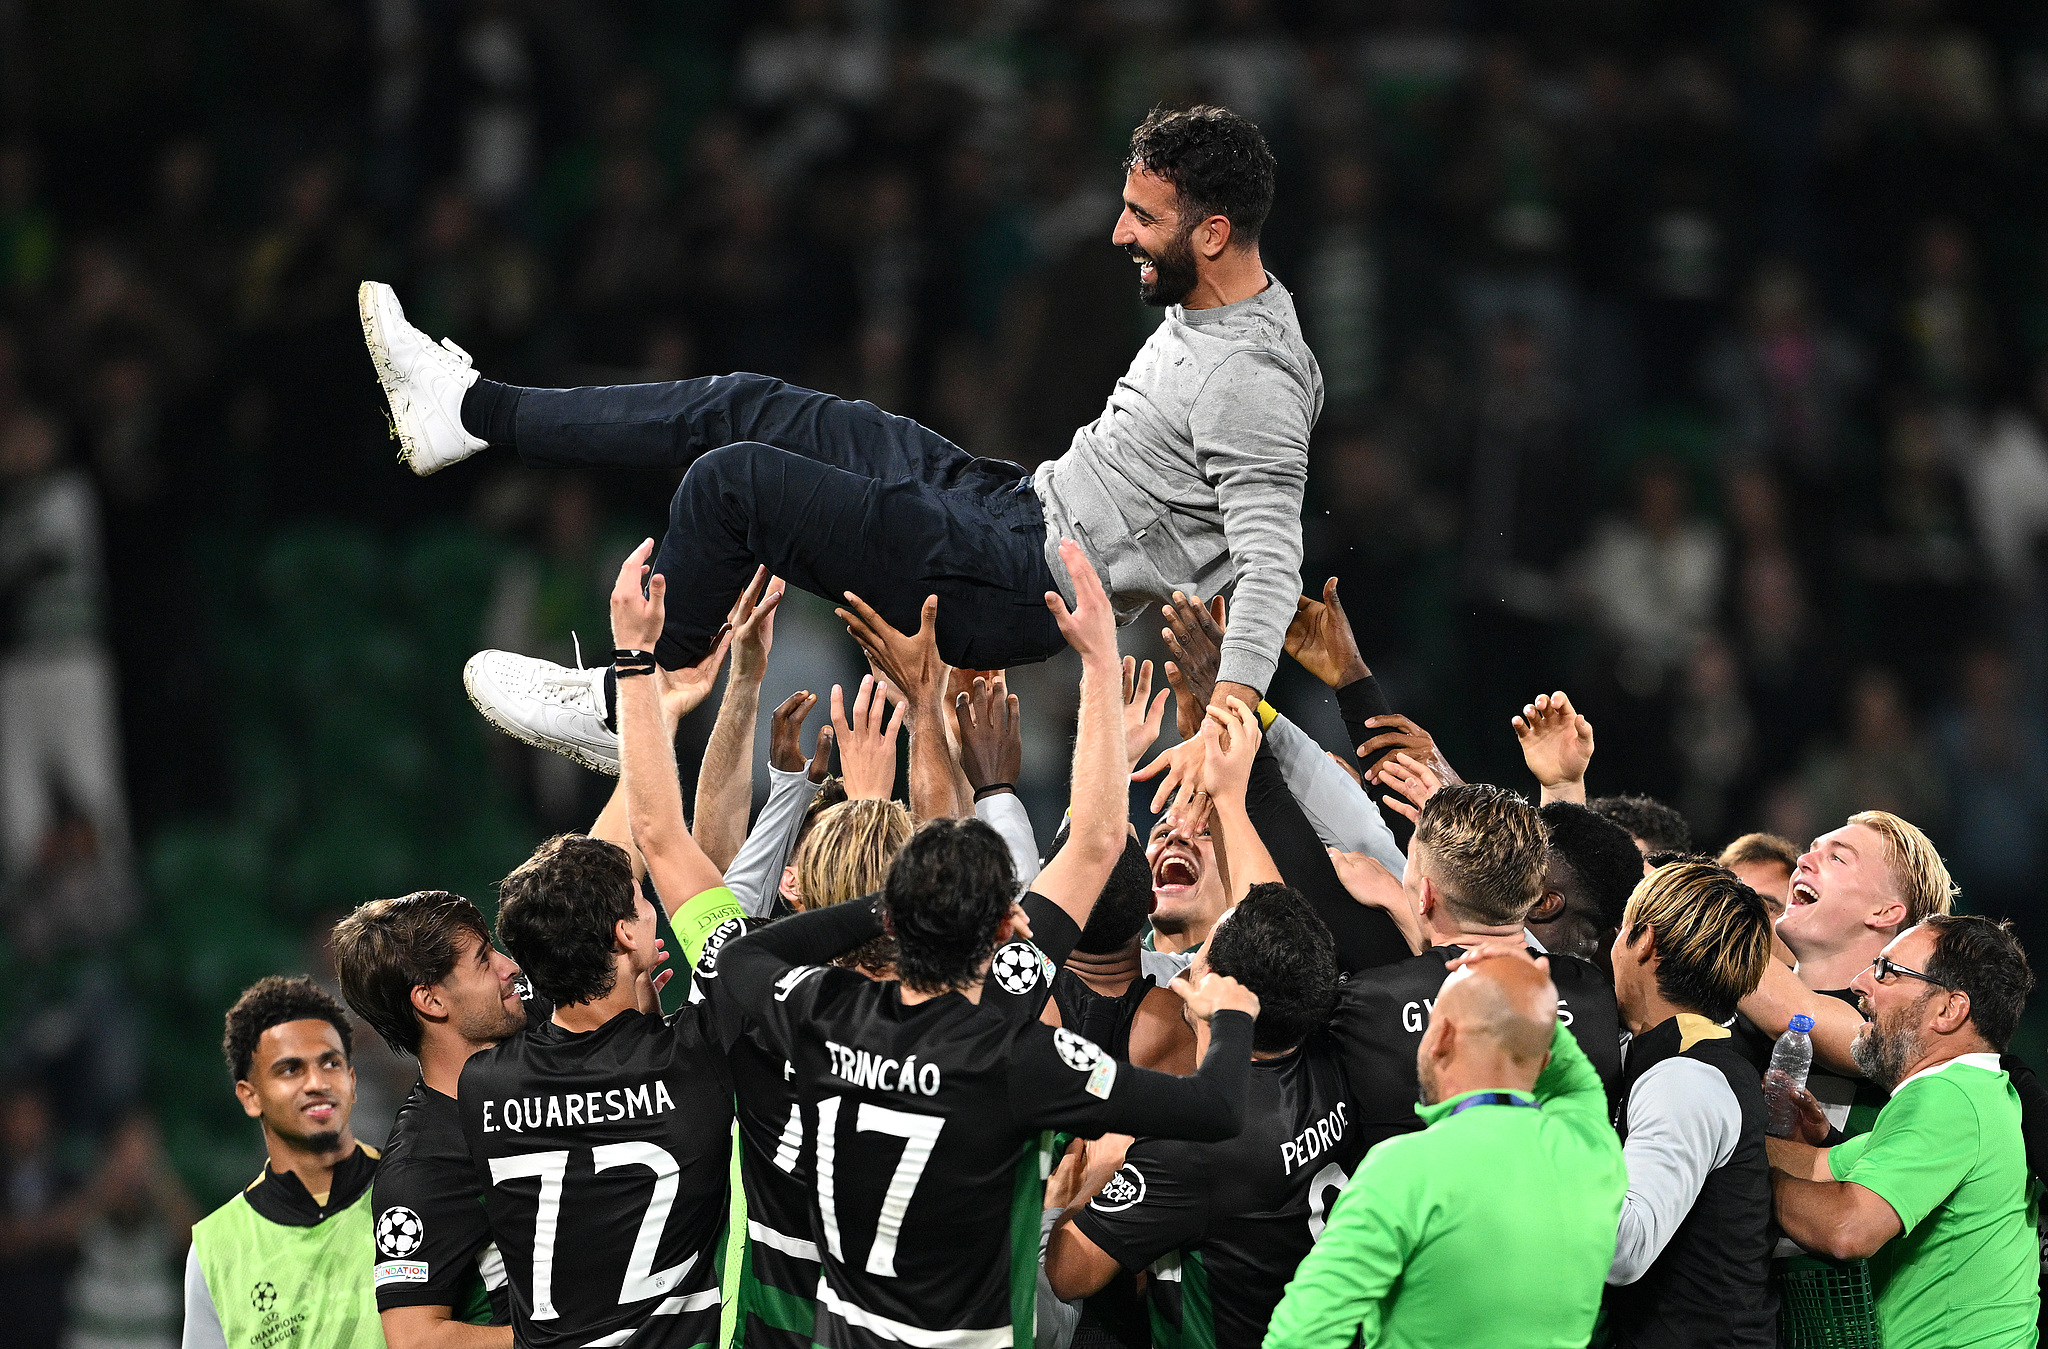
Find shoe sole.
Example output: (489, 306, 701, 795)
(357, 281, 441, 478)
(462, 659, 622, 778)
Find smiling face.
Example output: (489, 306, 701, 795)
(1147, 816, 1226, 941)
(1777, 823, 1904, 962)
(236, 1019, 355, 1153)
(1113, 168, 1202, 307)
(432, 928, 530, 1046)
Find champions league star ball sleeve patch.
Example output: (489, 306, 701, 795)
(1052, 1028, 1118, 1100)
(375, 1206, 430, 1285)
(991, 942, 1050, 996)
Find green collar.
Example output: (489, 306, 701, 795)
(1415, 1088, 1537, 1126)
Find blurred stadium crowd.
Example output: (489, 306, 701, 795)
(1, 0, 2047, 1342)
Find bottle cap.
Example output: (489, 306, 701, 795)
(1789, 1014, 1814, 1033)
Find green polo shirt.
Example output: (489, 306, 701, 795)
(1263, 1020, 1626, 1349)
(1825, 1055, 2039, 1349)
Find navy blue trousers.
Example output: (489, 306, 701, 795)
(513, 373, 1065, 670)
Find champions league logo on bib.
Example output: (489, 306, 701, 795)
(991, 942, 1047, 995)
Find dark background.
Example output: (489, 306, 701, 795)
(0, 0, 2044, 1336)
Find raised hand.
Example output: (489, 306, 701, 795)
(769, 691, 820, 772)
(1168, 968, 1262, 1024)
(1513, 690, 1593, 802)
(655, 636, 731, 726)
(956, 675, 1022, 792)
(1122, 656, 1171, 771)
(729, 566, 785, 681)
(609, 538, 666, 652)
(1198, 697, 1262, 808)
(1375, 751, 1443, 825)
(839, 592, 949, 709)
(832, 675, 905, 801)
(1046, 538, 1119, 665)
(1161, 592, 1224, 737)
(1283, 577, 1370, 689)
(1328, 848, 1425, 955)
(1359, 712, 1462, 787)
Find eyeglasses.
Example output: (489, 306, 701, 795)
(1870, 955, 1954, 991)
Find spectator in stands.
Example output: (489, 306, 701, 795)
(65, 1112, 195, 1349)
(1526, 801, 1641, 968)
(1717, 832, 1798, 918)
(0, 1086, 82, 1349)
(1590, 795, 1691, 860)
(1799, 667, 1946, 838)
(1604, 861, 1778, 1348)
(1768, 917, 2037, 1347)
(0, 409, 128, 881)
(1265, 947, 1626, 1349)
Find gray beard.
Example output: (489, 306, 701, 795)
(1850, 1017, 1922, 1093)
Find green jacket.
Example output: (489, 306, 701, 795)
(1264, 1021, 1626, 1349)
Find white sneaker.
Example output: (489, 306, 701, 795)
(463, 650, 620, 776)
(359, 280, 488, 476)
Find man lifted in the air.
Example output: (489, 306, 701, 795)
(360, 105, 1317, 774)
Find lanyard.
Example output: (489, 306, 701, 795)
(1447, 1092, 1538, 1118)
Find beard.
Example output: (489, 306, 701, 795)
(457, 997, 530, 1046)
(1850, 999, 1928, 1093)
(1131, 226, 1200, 307)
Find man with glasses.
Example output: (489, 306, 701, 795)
(1766, 915, 2038, 1349)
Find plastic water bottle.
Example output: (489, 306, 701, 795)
(1764, 1014, 1815, 1139)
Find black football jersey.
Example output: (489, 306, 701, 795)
(743, 901, 1153, 1349)
(457, 1007, 735, 1349)
(1329, 944, 1623, 1151)
(700, 899, 1070, 1349)
(374, 1079, 508, 1323)
(1072, 1039, 1366, 1349)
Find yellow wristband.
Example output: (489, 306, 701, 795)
(1256, 700, 1278, 730)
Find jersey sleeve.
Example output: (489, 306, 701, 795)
(1070, 1138, 1210, 1272)
(372, 1154, 497, 1311)
(669, 884, 748, 968)
(1010, 1012, 1253, 1141)
(979, 892, 1079, 1021)
(1832, 1076, 1983, 1234)
(721, 899, 880, 1059)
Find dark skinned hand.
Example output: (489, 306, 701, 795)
(1161, 592, 1226, 739)
(1283, 577, 1371, 689)
(1359, 713, 1464, 788)
(955, 675, 1023, 792)
(768, 689, 837, 784)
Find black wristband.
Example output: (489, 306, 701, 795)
(972, 783, 1015, 802)
(613, 648, 657, 665)
(615, 665, 655, 678)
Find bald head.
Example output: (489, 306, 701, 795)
(1417, 953, 1559, 1104)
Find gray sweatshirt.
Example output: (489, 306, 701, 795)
(1035, 276, 1321, 691)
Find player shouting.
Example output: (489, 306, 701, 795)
(717, 539, 1263, 1349)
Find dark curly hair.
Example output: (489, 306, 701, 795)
(223, 976, 354, 1083)
(1590, 795, 1691, 854)
(1203, 883, 1337, 1052)
(880, 818, 1015, 993)
(331, 891, 494, 1057)
(1126, 105, 1277, 247)
(1923, 914, 2035, 1050)
(497, 834, 638, 1008)
(1539, 802, 1643, 933)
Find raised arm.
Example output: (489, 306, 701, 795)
(1190, 348, 1311, 696)
(1024, 539, 1128, 933)
(1739, 960, 1866, 1076)
(1195, 698, 1282, 905)
(838, 591, 961, 823)
(723, 692, 829, 919)
(959, 675, 1041, 886)
(1514, 691, 1593, 806)
(612, 541, 745, 961)
(693, 566, 785, 868)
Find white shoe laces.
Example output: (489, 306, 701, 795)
(525, 636, 604, 717)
